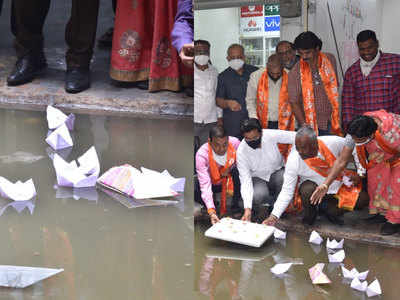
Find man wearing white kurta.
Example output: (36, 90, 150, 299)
(236, 118, 296, 221)
(263, 126, 368, 226)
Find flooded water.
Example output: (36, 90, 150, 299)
(0, 108, 195, 299)
(195, 222, 400, 300)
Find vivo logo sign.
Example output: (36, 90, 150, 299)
(265, 16, 280, 32)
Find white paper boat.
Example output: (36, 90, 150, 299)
(47, 105, 75, 130)
(366, 279, 382, 297)
(45, 124, 73, 150)
(351, 277, 368, 292)
(328, 249, 345, 263)
(204, 217, 275, 248)
(0, 265, 64, 288)
(326, 238, 344, 249)
(309, 230, 323, 245)
(53, 146, 100, 188)
(273, 228, 286, 239)
(0, 177, 36, 201)
(341, 266, 369, 281)
(270, 263, 292, 275)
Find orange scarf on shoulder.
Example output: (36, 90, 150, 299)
(208, 142, 236, 215)
(300, 52, 342, 136)
(304, 140, 361, 210)
(256, 70, 294, 159)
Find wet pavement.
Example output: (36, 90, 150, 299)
(0, 0, 193, 117)
(195, 222, 400, 300)
(0, 107, 195, 299)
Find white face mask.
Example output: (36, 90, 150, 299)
(228, 59, 244, 71)
(354, 136, 373, 146)
(194, 55, 209, 66)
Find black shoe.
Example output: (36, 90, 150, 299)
(136, 80, 149, 90)
(323, 210, 344, 226)
(184, 87, 194, 97)
(65, 68, 90, 94)
(7, 52, 47, 86)
(364, 214, 387, 224)
(380, 222, 400, 235)
(97, 27, 114, 48)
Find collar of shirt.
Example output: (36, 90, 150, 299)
(211, 150, 227, 166)
(360, 51, 381, 76)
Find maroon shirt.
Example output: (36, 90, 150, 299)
(341, 52, 400, 130)
(288, 52, 338, 130)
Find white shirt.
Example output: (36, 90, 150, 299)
(360, 51, 381, 77)
(271, 136, 349, 219)
(245, 68, 285, 121)
(237, 129, 296, 209)
(194, 64, 222, 124)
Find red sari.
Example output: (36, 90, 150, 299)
(110, 0, 192, 92)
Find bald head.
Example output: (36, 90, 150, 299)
(267, 54, 283, 81)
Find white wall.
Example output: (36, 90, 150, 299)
(194, 8, 240, 72)
(381, 0, 400, 53)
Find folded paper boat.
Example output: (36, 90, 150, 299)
(204, 217, 275, 248)
(0, 177, 36, 201)
(53, 146, 100, 188)
(46, 105, 75, 131)
(97, 164, 185, 199)
(0, 265, 63, 288)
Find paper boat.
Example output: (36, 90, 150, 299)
(0, 265, 63, 288)
(53, 146, 100, 188)
(328, 249, 345, 263)
(351, 277, 368, 292)
(0, 177, 36, 201)
(47, 105, 75, 131)
(309, 230, 323, 245)
(309, 263, 331, 284)
(366, 279, 382, 297)
(97, 165, 185, 199)
(273, 228, 286, 239)
(45, 124, 73, 150)
(341, 266, 369, 281)
(326, 238, 344, 249)
(270, 263, 292, 275)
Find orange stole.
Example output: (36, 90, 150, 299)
(304, 140, 361, 210)
(356, 130, 400, 170)
(208, 142, 236, 215)
(299, 52, 342, 136)
(256, 70, 295, 159)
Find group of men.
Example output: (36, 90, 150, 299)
(194, 29, 400, 235)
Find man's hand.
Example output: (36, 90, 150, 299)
(310, 184, 328, 205)
(210, 213, 220, 225)
(179, 42, 194, 68)
(262, 214, 278, 226)
(226, 100, 242, 112)
(241, 208, 251, 222)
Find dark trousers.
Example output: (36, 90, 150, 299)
(0, 0, 3, 15)
(12, 0, 100, 67)
(194, 167, 242, 212)
(299, 180, 369, 223)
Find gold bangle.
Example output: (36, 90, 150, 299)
(321, 183, 328, 189)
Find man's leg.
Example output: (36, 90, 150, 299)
(7, 0, 50, 86)
(299, 180, 318, 225)
(231, 167, 241, 211)
(267, 168, 284, 206)
(65, 0, 100, 93)
(252, 177, 270, 207)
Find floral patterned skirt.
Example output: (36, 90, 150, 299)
(110, 0, 192, 92)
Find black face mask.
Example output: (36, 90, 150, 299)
(246, 137, 261, 149)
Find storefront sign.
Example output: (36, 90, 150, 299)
(241, 5, 263, 18)
(265, 15, 280, 32)
(240, 16, 265, 36)
(264, 4, 280, 16)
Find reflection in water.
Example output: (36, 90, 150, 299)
(195, 223, 400, 300)
(0, 198, 36, 216)
(0, 108, 194, 299)
(55, 186, 98, 202)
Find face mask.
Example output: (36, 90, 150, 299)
(194, 55, 209, 66)
(355, 137, 372, 146)
(246, 137, 261, 149)
(229, 59, 244, 71)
